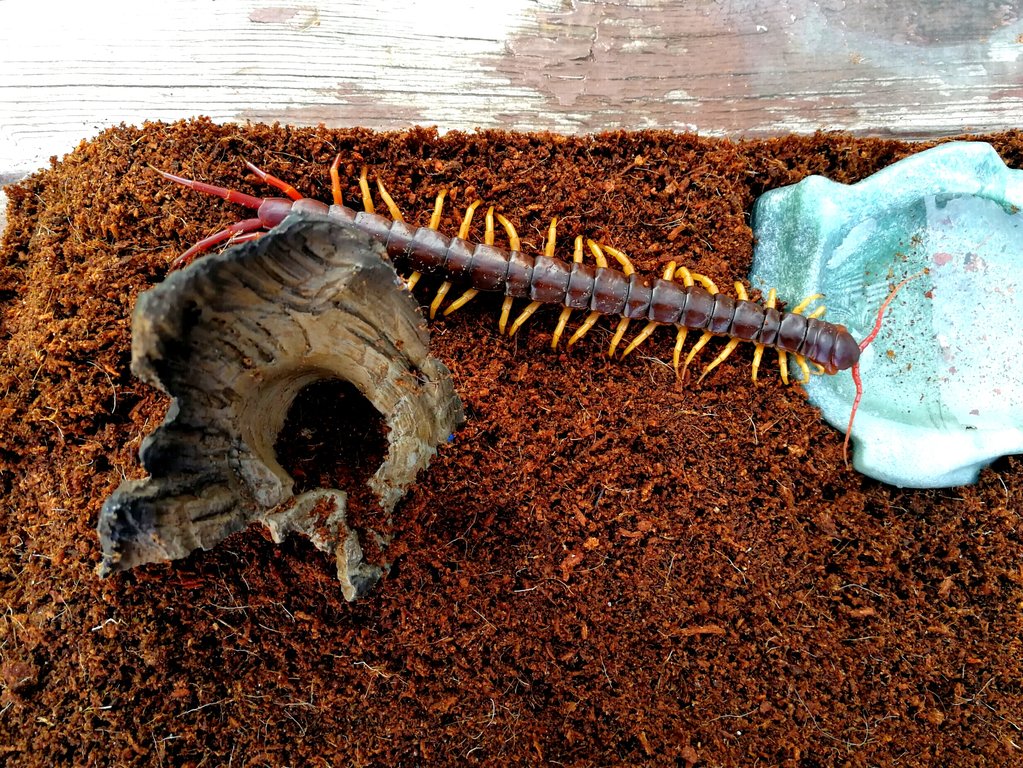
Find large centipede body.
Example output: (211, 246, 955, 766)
(156, 156, 911, 463)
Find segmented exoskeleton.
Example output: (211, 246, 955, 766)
(155, 155, 911, 461)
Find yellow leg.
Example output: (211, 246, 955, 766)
(508, 301, 541, 336)
(429, 189, 447, 229)
(499, 296, 514, 335)
(793, 354, 811, 384)
(500, 212, 544, 335)
(751, 287, 775, 383)
(444, 206, 515, 316)
(442, 289, 478, 315)
(432, 199, 481, 319)
(496, 211, 520, 250)
(551, 226, 582, 349)
(672, 266, 695, 377)
(330, 154, 344, 207)
(791, 293, 824, 315)
(697, 338, 740, 384)
(447, 202, 493, 315)
(359, 166, 375, 214)
(567, 239, 610, 346)
(375, 178, 405, 223)
(673, 327, 689, 376)
(696, 281, 749, 383)
(779, 292, 823, 385)
(597, 243, 636, 358)
(681, 333, 713, 379)
(789, 302, 822, 382)
(444, 201, 493, 316)
(678, 272, 720, 379)
(429, 283, 452, 319)
(568, 312, 601, 346)
(620, 261, 676, 358)
(407, 189, 448, 291)
(602, 243, 635, 274)
(620, 321, 659, 359)
(691, 273, 718, 293)
(608, 317, 630, 358)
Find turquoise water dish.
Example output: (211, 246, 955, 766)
(751, 142, 1023, 488)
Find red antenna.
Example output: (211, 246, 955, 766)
(844, 271, 926, 466)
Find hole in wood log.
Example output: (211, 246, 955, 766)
(274, 377, 390, 505)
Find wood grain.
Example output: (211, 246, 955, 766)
(2, 0, 1022, 184)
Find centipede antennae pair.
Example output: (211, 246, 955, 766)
(154, 156, 910, 466)
(843, 272, 921, 465)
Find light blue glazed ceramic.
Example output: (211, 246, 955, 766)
(751, 142, 1023, 488)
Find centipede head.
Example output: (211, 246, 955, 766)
(828, 325, 860, 374)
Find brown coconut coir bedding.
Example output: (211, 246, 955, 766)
(1, 120, 1021, 767)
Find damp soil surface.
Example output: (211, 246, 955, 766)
(1, 121, 1021, 767)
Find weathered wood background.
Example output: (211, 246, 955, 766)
(2, 0, 1023, 231)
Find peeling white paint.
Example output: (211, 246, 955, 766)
(2, 0, 1022, 178)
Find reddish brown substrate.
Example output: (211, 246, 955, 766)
(1, 121, 1021, 767)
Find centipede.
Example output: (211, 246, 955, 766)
(154, 155, 912, 463)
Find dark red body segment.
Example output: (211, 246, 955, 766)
(730, 302, 765, 340)
(506, 252, 534, 298)
(468, 244, 510, 290)
(530, 256, 573, 303)
(566, 263, 597, 309)
(591, 269, 629, 315)
(648, 280, 686, 324)
(624, 275, 655, 319)
(707, 294, 737, 334)
(680, 289, 714, 330)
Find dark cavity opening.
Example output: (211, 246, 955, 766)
(274, 378, 390, 502)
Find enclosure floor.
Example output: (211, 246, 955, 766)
(1, 121, 1021, 767)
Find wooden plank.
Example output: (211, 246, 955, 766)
(2, 0, 1023, 185)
